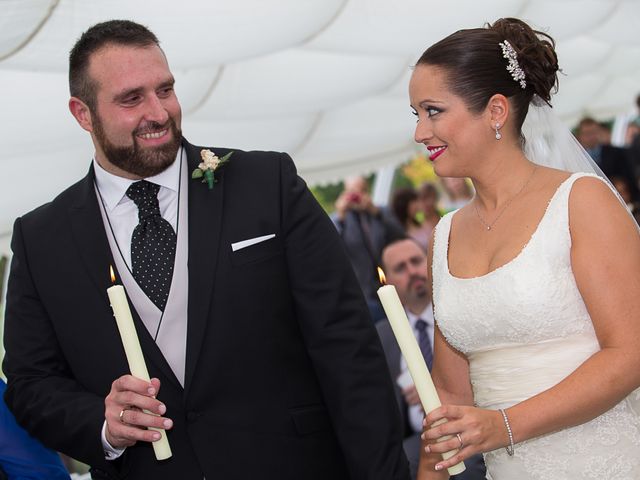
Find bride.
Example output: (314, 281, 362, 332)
(411, 17, 640, 480)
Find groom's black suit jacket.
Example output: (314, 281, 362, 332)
(3, 140, 409, 479)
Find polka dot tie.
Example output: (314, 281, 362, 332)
(126, 181, 176, 311)
(415, 319, 433, 370)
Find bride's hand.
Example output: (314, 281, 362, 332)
(422, 405, 508, 472)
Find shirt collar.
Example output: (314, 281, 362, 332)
(93, 147, 183, 211)
(406, 303, 433, 329)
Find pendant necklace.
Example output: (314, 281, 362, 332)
(473, 165, 537, 231)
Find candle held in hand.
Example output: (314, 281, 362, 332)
(107, 267, 172, 460)
(377, 268, 465, 476)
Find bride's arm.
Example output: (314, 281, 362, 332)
(424, 176, 640, 472)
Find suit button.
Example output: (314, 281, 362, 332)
(186, 411, 199, 423)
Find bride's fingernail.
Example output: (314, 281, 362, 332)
(435, 464, 443, 471)
(424, 445, 431, 453)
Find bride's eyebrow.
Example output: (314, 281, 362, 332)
(419, 99, 444, 107)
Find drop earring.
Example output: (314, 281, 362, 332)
(495, 122, 502, 140)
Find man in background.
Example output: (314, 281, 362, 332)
(576, 117, 637, 191)
(332, 176, 404, 322)
(376, 238, 485, 480)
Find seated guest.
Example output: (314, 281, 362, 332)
(376, 239, 485, 480)
(0, 379, 71, 479)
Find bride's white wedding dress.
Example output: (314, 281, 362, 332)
(432, 173, 640, 479)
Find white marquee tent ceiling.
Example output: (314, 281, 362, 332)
(1, 0, 640, 243)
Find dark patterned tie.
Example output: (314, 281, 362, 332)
(415, 319, 433, 370)
(126, 181, 176, 311)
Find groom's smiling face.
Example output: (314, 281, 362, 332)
(85, 44, 183, 179)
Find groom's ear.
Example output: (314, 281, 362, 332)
(69, 97, 94, 133)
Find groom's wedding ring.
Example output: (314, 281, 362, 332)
(456, 433, 464, 449)
(119, 408, 128, 423)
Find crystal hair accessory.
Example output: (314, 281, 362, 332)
(499, 40, 526, 89)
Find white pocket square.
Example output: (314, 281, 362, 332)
(231, 234, 276, 252)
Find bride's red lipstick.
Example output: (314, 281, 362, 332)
(427, 145, 447, 161)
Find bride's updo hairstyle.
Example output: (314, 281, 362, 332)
(416, 17, 559, 136)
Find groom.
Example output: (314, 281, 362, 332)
(3, 20, 408, 479)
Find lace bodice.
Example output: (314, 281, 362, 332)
(431, 173, 640, 479)
(433, 173, 595, 354)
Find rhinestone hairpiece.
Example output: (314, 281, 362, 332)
(499, 40, 526, 89)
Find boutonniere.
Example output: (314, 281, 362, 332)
(192, 149, 233, 190)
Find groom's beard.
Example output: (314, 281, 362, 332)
(93, 115, 182, 178)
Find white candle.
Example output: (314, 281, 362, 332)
(377, 281, 465, 476)
(107, 282, 172, 461)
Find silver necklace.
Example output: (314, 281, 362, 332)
(473, 165, 537, 231)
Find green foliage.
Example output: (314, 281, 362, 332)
(311, 182, 343, 213)
(392, 167, 413, 191)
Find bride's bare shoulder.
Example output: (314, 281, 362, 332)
(570, 174, 620, 208)
(569, 174, 638, 238)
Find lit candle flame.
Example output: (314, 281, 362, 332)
(110, 265, 116, 284)
(377, 267, 387, 285)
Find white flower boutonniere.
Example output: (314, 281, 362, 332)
(192, 149, 233, 190)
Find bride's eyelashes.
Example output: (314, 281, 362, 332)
(410, 106, 443, 119)
(425, 106, 442, 118)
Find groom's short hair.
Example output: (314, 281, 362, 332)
(69, 20, 160, 111)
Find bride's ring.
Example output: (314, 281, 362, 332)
(456, 433, 464, 449)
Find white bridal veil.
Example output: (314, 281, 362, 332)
(522, 96, 608, 180)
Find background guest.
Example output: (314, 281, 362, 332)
(376, 238, 485, 480)
(439, 177, 474, 212)
(0, 379, 71, 480)
(610, 175, 640, 225)
(576, 117, 637, 190)
(333, 175, 404, 322)
(416, 182, 442, 250)
(391, 188, 431, 252)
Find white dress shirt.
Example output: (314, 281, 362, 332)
(400, 303, 435, 433)
(93, 150, 181, 268)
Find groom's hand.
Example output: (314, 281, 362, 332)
(104, 375, 173, 449)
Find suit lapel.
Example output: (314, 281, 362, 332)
(68, 166, 181, 390)
(68, 167, 117, 304)
(183, 141, 226, 395)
